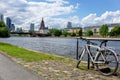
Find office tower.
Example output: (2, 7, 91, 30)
(67, 22, 72, 28)
(6, 17, 12, 31)
(11, 24, 15, 31)
(30, 23, 34, 31)
(0, 14, 4, 21)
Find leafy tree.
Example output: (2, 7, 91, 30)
(109, 25, 120, 36)
(49, 28, 62, 37)
(77, 29, 82, 37)
(29, 30, 36, 37)
(99, 24, 108, 37)
(62, 30, 68, 37)
(86, 30, 93, 36)
(70, 32, 76, 37)
(0, 21, 10, 37)
(46, 31, 52, 36)
(0, 21, 6, 28)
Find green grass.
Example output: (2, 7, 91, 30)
(78, 66, 88, 71)
(0, 42, 64, 62)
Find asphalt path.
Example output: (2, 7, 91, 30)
(0, 53, 42, 80)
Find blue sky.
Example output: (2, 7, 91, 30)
(0, 0, 120, 30)
(78, 0, 120, 16)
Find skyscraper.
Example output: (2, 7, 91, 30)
(11, 24, 15, 32)
(30, 23, 34, 31)
(6, 17, 12, 31)
(0, 14, 4, 21)
(67, 22, 72, 28)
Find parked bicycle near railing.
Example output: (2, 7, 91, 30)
(76, 37, 119, 76)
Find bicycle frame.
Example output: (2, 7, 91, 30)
(79, 44, 106, 64)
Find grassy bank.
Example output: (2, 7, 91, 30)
(0, 42, 64, 62)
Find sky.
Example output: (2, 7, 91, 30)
(0, 0, 120, 30)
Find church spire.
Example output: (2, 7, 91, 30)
(39, 18, 45, 30)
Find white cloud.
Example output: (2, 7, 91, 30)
(0, 0, 78, 30)
(1, 0, 120, 30)
(81, 10, 120, 27)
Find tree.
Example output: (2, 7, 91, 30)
(109, 25, 120, 36)
(29, 30, 36, 37)
(0, 21, 10, 37)
(0, 21, 6, 28)
(70, 32, 76, 37)
(49, 28, 62, 37)
(77, 29, 82, 37)
(62, 30, 68, 37)
(86, 30, 93, 36)
(99, 24, 108, 37)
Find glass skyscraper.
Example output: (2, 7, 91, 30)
(6, 17, 12, 31)
(30, 23, 34, 31)
(0, 14, 4, 21)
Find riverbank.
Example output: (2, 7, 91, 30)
(0, 42, 120, 80)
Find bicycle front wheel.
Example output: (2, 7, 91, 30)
(96, 49, 118, 76)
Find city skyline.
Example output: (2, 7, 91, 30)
(0, 0, 120, 30)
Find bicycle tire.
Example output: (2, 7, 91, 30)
(96, 49, 119, 76)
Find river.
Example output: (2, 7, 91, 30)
(0, 37, 120, 59)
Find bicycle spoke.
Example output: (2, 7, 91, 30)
(96, 49, 118, 75)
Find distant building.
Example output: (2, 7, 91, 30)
(67, 22, 72, 28)
(83, 23, 120, 33)
(16, 27, 23, 32)
(64, 27, 82, 33)
(16, 28, 20, 32)
(30, 23, 34, 31)
(0, 14, 4, 21)
(39, 18, 49, 34)
(11, 24, 15, 32)
(83, 26, 100, 33)
(6, 17, 12, 31)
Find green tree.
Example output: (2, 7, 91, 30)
(86, 30, 93, 36)
(70, 32, 76, 37)
(77, 29, 82, 37)
(29, 30, 36, 37)
(109, 25, 120, 36)
(49, 28, 62, 37)
(62, 30, 68, 37)
(99, 24, 108, 37)
(0, 21, 10, 37)
(0, 21, 6, 27)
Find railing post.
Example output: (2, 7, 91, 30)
(76, 38, 79, 60)
(105, 40, 107, 47)
(87, 40, 90, 69)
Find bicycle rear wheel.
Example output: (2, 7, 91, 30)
(96, 49, 118, 76)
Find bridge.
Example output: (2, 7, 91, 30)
(10, 32, 50, 37)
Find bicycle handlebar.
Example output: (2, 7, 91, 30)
(80, 37, 108, 47)
(99, 40, 108, 47)
(80, 37, 98, 45)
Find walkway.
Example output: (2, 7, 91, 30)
(0, 53, 42, 80)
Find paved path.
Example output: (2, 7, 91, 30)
(0, 53, 42, 80)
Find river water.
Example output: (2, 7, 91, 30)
(0, 37, 120, 59)
(0, 37, 78, 58)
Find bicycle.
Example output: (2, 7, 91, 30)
(76, 37, 119, 76)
